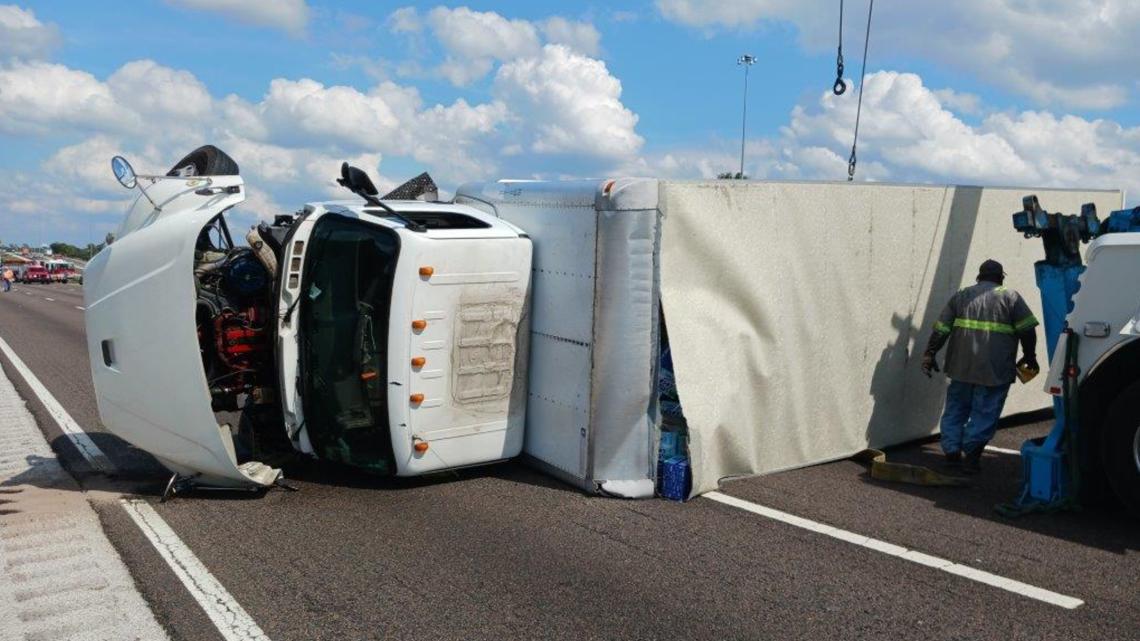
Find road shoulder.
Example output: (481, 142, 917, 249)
(0, 358, 170, 641)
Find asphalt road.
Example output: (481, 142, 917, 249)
(0, 281, 1137, 640)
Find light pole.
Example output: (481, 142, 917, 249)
(736, 54, 756, 179)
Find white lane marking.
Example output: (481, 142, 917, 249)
(0, 333, 113, 473)
(75, 306, 86, 311)
(985, 445, 1022, 456)
(44, 297, 55, 302)
(704, 491, 1084, 610)
(121, 499, 272, 641)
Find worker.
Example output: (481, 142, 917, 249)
(922, 259, 1039, 473)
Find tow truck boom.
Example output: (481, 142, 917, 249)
(1006, 196, 1140, 514)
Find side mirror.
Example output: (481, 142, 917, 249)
(338, 162, 379, 196)
(111, 156, 137, 189)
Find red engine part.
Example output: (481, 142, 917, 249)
(214, 307, 269, 372)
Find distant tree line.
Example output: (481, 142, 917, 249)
(50, 242, 105, 260)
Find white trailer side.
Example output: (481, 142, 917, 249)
(460, 179, 1123, 497)
(661, 181, 1122, 495)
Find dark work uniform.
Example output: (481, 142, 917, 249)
(931, 282, 1038, 454)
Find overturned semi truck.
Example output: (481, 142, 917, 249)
(85, 146, 1122, 497)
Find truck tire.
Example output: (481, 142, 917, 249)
(166, 145, 239, 177)
(1101, 381, 1140, 515)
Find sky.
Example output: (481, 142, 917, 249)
(2, 0, 1139, 245)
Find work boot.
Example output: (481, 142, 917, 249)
(943, 451, 962, 468)
(963, 448, 983, 474)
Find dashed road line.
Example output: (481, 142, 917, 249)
(704, 491, 1084, 610)
(0, 334, 113, 473)
(43, 297, 55, 302)
(75, 306, 85, 311)
(121, 499, 273, 641)
(985, 445, 1021, 456)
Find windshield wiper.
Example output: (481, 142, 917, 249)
(337, 161, 426, 232)
(363, 203, 427, 233)
(282, 295, 302, 323)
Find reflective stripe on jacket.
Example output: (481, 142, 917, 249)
(932, 282, 1038, 386)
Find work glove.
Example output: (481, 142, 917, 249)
(1017, 354, 1039, 371)
(921, 353, 940, 378)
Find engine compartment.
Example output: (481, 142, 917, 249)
(193, 214, 294, 462)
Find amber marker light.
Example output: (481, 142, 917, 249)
(360, 370, 379, 381)
(413, 439, 429, 454)
(411, 320, 427, 331)
(410, 393, 425, 404)
(411, 357, 426, 368)
(419, 266, 434, 277)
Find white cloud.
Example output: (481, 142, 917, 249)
(41, 136, 140, 196)
(256, 78, 405, 149)
(494, 45, 643, 159)
(932, 89, 983, 116)
(166, 0, 309, 36)
(390, 7, 606, 85)
(0, 4, 59, 58)
(656, 0, 1140, 110)
(785, 71, 1038, 184)
(437, 57, 494, 87)
(0, 58, 215, 141)
(648, 70, 1139, 200)
(235, 185, 290, 222)
(540, 17, 601, 57)
(387, 6, 421, 33)
(217, 94, 269, 140)
(427, 7, 541, 61)
(601, 68, 1140, 227)
(424, 7, 541, 87)
(108, 60, 214, 121)
(0, 61, 122, 134)
(0, 55, 516, 227)
(0, 6, 645, 242)
(222, 137, 304, 183)
(244, 76, 510, 177)
(656, 0, 796, 30)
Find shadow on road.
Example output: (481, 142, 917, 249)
(283, 457, 578, 495)
(853, 433, 1140, 554)
(27, 432, 579, 502)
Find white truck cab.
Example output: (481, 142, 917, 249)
(85, 147, 531, 488)
(275, 200, 531, 478)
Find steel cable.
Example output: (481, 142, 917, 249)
(847, 0, 874, 181)
(833, 0, 846, 95)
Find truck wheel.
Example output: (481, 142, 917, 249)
(1101, 381, 1140, 515)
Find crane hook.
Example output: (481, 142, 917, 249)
(833, 50, 846, 95)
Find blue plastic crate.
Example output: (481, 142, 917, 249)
(659, 431, 680, 460)
(659, 456, 691, 501)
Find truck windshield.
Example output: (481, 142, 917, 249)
(299, 215, 399, 473)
